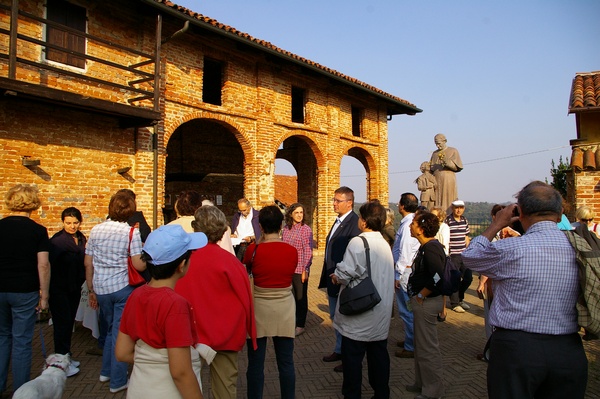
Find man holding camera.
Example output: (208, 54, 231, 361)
(461, 181, 587, 399)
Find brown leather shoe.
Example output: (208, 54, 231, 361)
(322, 352, 342, 362)
(334, 363, 343, 372)
(396, 340, 405, 348)
(395, 349, 414, 358)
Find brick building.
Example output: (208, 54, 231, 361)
(0, 0, 421, 248)
(568, 71, 600, 218)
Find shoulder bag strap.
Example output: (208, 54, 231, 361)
(358, 235, 372, 277)
(247, 244, 259, 275)
(128, 227, 134, 256)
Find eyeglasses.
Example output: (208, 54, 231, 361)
(332, 198, 349, 204)
(582, 219, 594, 223)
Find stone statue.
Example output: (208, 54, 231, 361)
(429, 134, 463, 212)
(415, 161, 436, 209)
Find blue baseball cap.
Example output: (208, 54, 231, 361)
(143, 225, 208, 265)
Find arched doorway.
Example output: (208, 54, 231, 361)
(164, 118, 245, 222)
(275, 135, 320, 230)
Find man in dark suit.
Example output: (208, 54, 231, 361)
(231, 198, 261, 261)
(319, 186, 361, 372)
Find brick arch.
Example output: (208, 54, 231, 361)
(343, 145, 378, 200)
(271, 131, 326, 169)
(163, 111, 253, 156)
(162, 112, 254, 222)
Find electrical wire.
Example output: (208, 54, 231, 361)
(341, 145, 570, 178)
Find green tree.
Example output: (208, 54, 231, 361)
(546, 156, 569, 199)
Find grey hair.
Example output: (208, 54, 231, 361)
(192, 205, 228, 243)
(516, 181, 562, 217)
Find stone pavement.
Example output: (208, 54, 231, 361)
(4, 254, 599, 398)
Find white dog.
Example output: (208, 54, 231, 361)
(13, 353, 70, 399)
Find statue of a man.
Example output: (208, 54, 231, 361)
(415, 161, 436, 210)
(429, 134, 463, 212)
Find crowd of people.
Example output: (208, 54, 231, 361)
(0, 180, 593, 399)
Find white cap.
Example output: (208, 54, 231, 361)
(452, 200, 465, 207)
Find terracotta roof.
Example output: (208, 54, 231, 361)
(569, 71, 600, 113)
(274, 175, 297, 207)
(147, 0, 421, 115)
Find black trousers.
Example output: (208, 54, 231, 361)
(488, 328, 587, 399)
(292, 273, 309, 328)
(49, 289, 81, 355)
(449, 254, 472, 306)
(341, 336, 390, 399)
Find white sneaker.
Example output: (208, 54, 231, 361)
(99, 375, 110, 383)
(66, 364, 80, 377)
(460, 301, 471, 310)
(110, 382, 128, 394)
(452, 305, 465, 313)
(71, 359, 80, 368)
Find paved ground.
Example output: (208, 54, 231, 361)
(3, 254, 599, 398)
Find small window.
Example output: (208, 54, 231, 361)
(46, 0, 86, 68)
(203, 58, 223, 106)
(351, 106, 363, 137)
(291, 87, 305, 123)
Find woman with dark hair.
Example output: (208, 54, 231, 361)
(406, 211, 445, 399)
(85, 192, 146, 394)
(243, 205, 297, 399)
(281, 203, 313, 336)
(168, 190, 203, 233)
(49, 207, 87, 377)
(0, 184, 50, 394)
(331, 200, 395, 399)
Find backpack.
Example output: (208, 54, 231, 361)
(563, 230, 600, 336)
(433, 255, 461, 296)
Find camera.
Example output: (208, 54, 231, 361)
(511, 204, 524, 235)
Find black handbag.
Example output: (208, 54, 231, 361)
(338, 236, 381, 315)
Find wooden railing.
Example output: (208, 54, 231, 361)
(0, 2, 161, 113)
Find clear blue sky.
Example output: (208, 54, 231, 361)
(175, 0, 600, 204)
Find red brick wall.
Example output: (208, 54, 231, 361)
(0, 1, 398, 249)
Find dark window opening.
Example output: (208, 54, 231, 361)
(203, 58, 223, 106)
(352, 106, 363, 137)
(291, 87, 305, 123)
(46, 0, 86, 68)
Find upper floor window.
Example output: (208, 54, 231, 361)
(203, 58, 223, 106)
(351, 106, 363, 137)
(46, 0, 87, 69)
(291, 87, 306, 123)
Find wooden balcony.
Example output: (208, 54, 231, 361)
(0, 1, 162, 127)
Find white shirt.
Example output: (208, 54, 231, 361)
(235, 208, 255, 239)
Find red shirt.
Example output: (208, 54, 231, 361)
(120, 285, 197, 349)
(244, 241, 297, 288)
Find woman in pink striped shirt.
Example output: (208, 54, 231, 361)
(282, 203, 313, 336)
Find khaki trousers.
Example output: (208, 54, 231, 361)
(210, 351, 238, 399)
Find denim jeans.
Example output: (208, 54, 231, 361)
(247, 337, 295, 399)
(97, 285, 134, 390)
(395, 288, 414, 351)
(327, 295, 342, 354)
(0, 291, 39, 392)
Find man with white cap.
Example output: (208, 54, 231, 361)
(445, 200, 472, 312)
(115, 224, 208, 398)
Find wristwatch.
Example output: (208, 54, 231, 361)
(417, 293, 425, 300)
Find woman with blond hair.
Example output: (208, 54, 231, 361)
(573, 206, 600, 238)
(0, 184, 50, 394)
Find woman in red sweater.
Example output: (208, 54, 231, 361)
(244, 205, 297, 399)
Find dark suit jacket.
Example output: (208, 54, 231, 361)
(231, 208, 261, 242)
(318, 211, 361, 297)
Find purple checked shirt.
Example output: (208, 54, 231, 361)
(461, 221, 579, 335)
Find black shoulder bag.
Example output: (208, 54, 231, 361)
(338, 236, 382, 315)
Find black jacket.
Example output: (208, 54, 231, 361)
(319, 211, 361, 297)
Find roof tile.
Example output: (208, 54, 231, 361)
(569, 71, 600, 113)
(153, 0, 419, 112)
